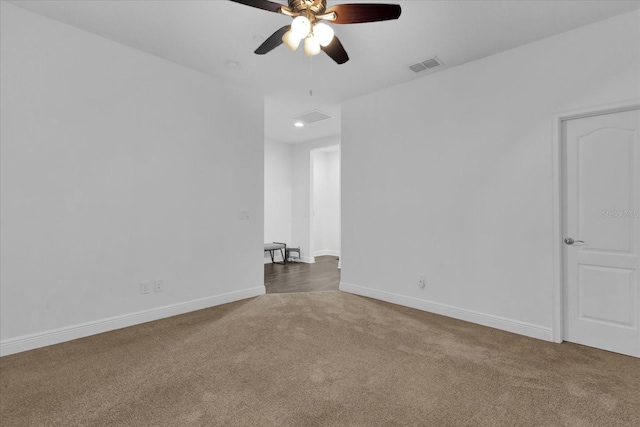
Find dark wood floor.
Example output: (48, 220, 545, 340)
(264, 255, 340, 294)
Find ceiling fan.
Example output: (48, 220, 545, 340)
(229, 0, 402, 64)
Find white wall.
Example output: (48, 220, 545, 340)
(311, 148, 341, 257)
(326, 150, 341, 255)
(0, 3, 264, 355)
(341, 10, 640, 340)
(264, 139, 292, 263)
(292, 136, 341, 262)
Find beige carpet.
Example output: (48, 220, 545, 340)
(1, 291, 638, 426)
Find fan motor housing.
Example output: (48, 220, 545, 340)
(288, 0, 326, 15)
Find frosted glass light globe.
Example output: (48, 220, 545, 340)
(282, 30, 301, 51)
(304, 35, 321, 56)
(291, 16, 311, 39)
(313, 23, 334, 47)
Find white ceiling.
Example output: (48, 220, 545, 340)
(9, 0, 640, 143)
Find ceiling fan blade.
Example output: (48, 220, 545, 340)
(228, 0, 284, 14)
(325, 3, 401, 24)
(322, 36, 349, 64)
(255, 25, 290, 55)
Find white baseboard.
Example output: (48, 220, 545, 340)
(313, 250, 340, 257)
(0, 286, 265, 357)
(339, 282, 552, 342)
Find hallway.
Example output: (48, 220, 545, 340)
(264, 256, 339, 294)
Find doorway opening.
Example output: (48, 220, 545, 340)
(310, 145, 341, 264)
(264, 140, 341, 294)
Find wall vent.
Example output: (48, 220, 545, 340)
(409, 56, 443, 73)
(293, 109, 333, 124)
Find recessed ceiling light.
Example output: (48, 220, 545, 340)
(294, 122, 304, 128)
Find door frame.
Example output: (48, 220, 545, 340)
(551, 99, 640, 343)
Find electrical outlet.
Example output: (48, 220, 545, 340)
(418, 275, 426, 289)
(140, 281, 151, 295)
(154, 280, 163, 293)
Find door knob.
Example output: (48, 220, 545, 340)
(564, 237, 585, 245)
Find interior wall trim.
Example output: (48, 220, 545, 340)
(312, 250, 340, 257)
(0, 286, 266, 357)
(339, 282, 553, 342)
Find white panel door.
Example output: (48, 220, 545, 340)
(564, 108, 640, 357)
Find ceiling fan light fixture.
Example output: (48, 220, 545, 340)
(304, 35, 322, 56)
(291, 15, 311, 39)
(313, 22, 334, 47)
(230, 0, 402, 65)
(282, 30, 302, 51)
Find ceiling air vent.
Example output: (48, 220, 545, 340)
(409, 63, 428, 73)
(293, 109, 333, 124)
(409, 56, 443, 73)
